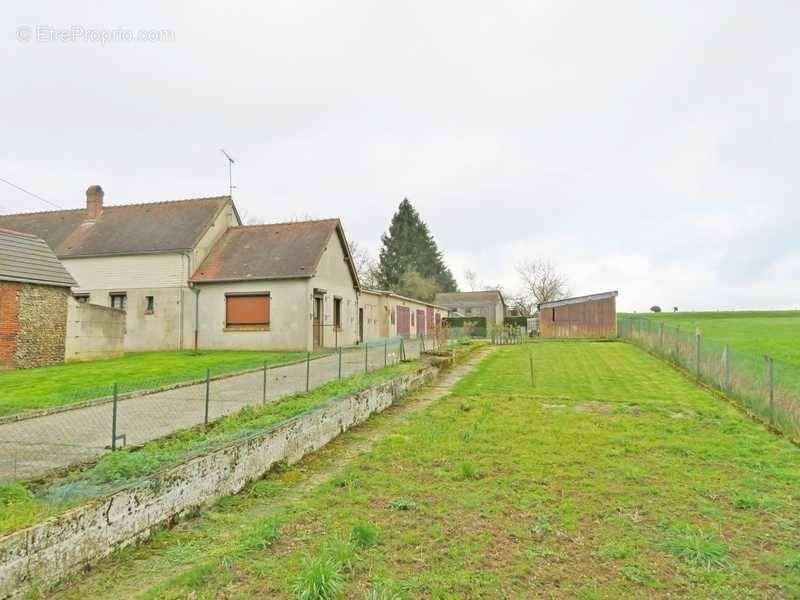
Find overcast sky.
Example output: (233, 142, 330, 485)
(3, 2, 799, 311)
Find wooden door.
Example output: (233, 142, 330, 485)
(313, 297, 323, 348)
(416, 309, 426, 337)
(396, 306, 411, 337)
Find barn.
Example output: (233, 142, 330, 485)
(538, 291, 618, 338)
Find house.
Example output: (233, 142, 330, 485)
(434, 290, 506, 331)
(0, 228, 77, 368)
(538, 290, 618, 338)
(190, 219, 360, 351)
(0, 185, 239, 351)
(358, 289, 449, 341)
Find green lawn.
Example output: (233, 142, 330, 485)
(0, 350, 307, 417)
(49, 342, 800, 599)
(626, 311, 800, 367)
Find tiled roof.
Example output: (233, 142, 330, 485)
(0, 196, 231, 258)
(0, 228, 76, 287)
(191, 219, 359, 285)
(435, 290, 505, 306)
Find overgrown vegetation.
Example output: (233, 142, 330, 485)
(0, 350, 309, 416)
(47, 341, 800, 598)
(0, 360, 422, 537)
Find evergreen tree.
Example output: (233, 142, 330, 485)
(376, 198, 458, 294)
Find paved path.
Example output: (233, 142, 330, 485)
(0, 338, 442, 480)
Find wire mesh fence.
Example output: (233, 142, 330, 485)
(0, 333, 465, 481)
(491, 325, 527, 345)
(618, 317, 800, 439)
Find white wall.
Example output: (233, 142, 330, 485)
(65, 299, 126, 361)
(194, 279, 311, 351)
(309, 234, 359, 348)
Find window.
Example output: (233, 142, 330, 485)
(333, 297, 342, 330)
(390, 309, 395, 325)
(145, 296, 155, 314)
(411, 311, 415, 326)
(552, 308, 556, 321)
(73, 293, 89, 303)
(110, 293, 127, 310)
(226, 293, 270, 328)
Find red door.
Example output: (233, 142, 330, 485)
(416, 309, 426, 337)
(397, 306, 411, 337)
(426, 307, 433, 335)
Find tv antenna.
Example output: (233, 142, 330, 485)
(220, 149, 236, 198)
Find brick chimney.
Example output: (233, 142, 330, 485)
(86, 185, 104, 219)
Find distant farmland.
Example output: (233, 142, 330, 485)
(627, 310, 800, 367)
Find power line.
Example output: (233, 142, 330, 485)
(0, 177, 63, 210)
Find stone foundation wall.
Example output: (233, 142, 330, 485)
(0, 365, 438, 598)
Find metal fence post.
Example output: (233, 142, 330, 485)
(766, 355, 775, 424)
(695, 329, 701, 377)
(262, 362, 268, 404)
(338, 346, 343, 380)
(529, 353, 534, 387)
(305, 352, 311, 392)
(675, 325, 680, 361)
(364, 342, 368, 374)
(111, 383, 119, 450)
(204, 369, 210, 426)
(384, 340, 388, 367)
(400, 338, 406, 361)
(659, 323, 664, 349)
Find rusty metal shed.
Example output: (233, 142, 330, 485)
(538, 290, 618, 338)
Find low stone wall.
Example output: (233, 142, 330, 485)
(0, 364, 438, 598)
(65, 299, 126, 361)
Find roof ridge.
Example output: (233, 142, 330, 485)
(233, 218, 338, 229)
(0, 195, 230, 218)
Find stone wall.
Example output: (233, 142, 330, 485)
(0, 282, 70, 369)
(0, 365, 439, 598)
(65, 300, 126, 361)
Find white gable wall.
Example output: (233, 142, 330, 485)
(309, 232, 359, 348)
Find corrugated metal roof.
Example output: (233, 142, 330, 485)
(0, 228, 77, 287)
(0, 196, 231, 258)
(191, 219, 359, 285)
(538, 290, 618, 309)
(435, 290, 505, 306)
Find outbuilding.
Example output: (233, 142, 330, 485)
(0, 228, 77, 368)
(538, 290, 618, 338)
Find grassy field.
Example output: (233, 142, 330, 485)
(48, 342, 800, 599)
(627, 311, 800, 367)
(0, 350, 307, 416)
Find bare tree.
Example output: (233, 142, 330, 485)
(464, 269, 479, 291)
(505, 292, 535, 316)
(515, 258, 570, 307)
(348, 240, 379, 288)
